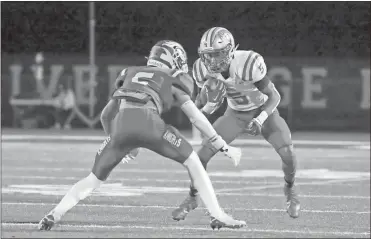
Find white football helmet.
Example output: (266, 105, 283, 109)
(198, 27, 238, 73)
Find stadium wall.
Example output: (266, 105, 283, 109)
(1, 53, 370, 132)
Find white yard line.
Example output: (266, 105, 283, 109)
(1, 175, 259, 185)
(3, 202, 370, 215)
(2, 222, 370, 237)
(7, 175, 354, 193)
(216, 178, 369, 193)
(2, 134, 370, 146)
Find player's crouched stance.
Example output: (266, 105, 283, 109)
(38, 40, 246, 231)
(172, 27, 300, 221)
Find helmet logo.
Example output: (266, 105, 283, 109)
(218, 30, 231, 43)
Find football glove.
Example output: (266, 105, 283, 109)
(246, 111, 268, 136)
(201, 79, 227, 114)
(246, 118, 263, 136)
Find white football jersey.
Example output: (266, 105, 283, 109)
(192, 50, 268, 111)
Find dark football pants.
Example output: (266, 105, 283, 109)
(92, 108, 194, 181)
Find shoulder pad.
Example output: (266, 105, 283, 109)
(114, 68, 128, 89)
(170, 69, 183, 78)
(235, 50, 267, 83)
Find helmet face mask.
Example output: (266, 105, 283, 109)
(147, 40, 189, 73)
(198, 27, 237, 73)
(199, 44, 233, 73)
(172, 46, 188, 73)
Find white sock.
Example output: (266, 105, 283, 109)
(50, 173, 102, 221)
(183, 151, 224, 219)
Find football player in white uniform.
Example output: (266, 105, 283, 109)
(172, 27, 300, 221)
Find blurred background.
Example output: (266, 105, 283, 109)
(1, 1, 370, 132)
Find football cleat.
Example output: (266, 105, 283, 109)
(38, 214, 55, 231)
(284, 183, 301, 218)
(210, 214, 246, 230)
(172, 188, 200, 221)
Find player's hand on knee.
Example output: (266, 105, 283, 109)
(246, 118, 263, 136)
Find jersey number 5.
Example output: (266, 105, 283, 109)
(132, 72, 155, 85)
(131, 72, 163, 92)
(228, 91, 250, 105)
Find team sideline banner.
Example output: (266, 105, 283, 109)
(1, 53, 370, 131)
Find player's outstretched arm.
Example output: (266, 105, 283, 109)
(100, 99, 120, 135)
(173, 87, 241, 166)
(177, 92, 218, 140)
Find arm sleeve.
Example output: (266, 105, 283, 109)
(180, 100, 218, 139)
(179, 73, 195, 97)
(172, 73, 195, 97)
